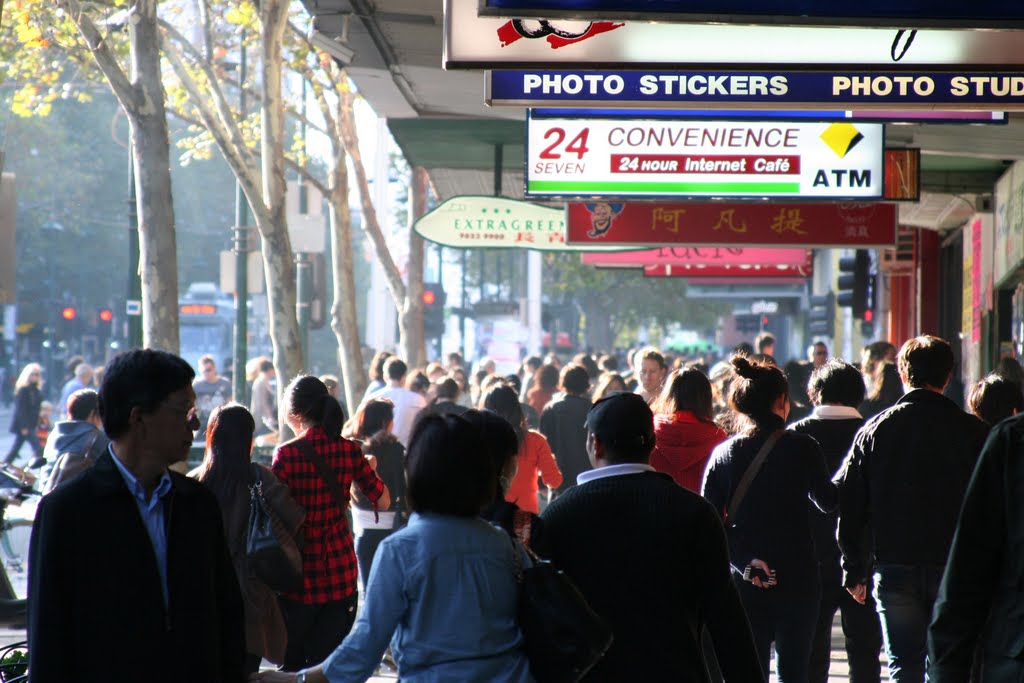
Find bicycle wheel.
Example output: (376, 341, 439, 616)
(0, 520, 33, 572)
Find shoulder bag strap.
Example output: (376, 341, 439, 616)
(293, 439, 349, 512)
(725, 429, 785, 525)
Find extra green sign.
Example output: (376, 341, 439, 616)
(413, 195, 625, 251)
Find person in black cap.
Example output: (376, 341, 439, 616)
(537, 392, 763, 682)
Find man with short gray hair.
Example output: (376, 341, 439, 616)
(58, 362, 92, 419)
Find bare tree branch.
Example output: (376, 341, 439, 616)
(163, 36, 261, 200)
(337, 84, 407, 305)
(159, 18, 259, 172)
(286, 158, 329, 196)
(56, 0, 137, 112)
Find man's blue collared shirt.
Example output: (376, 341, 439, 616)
(109, 446, 173, 606)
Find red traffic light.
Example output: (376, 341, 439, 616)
(99, 309, 113, 322)
(761, 316, 769, 325)
(864, 309, 874, 323)
(61, 307, 77, 321)
(422, 290, 436, 306)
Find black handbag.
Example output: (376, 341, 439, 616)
(511, 538, 614, 683)
(246, 474, 304, 593)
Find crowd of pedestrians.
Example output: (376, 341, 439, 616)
(19, 334, 1024, 682)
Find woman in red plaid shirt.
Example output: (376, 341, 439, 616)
(272, 376, 391, 672)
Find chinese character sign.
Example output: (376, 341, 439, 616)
(566, 202, 897, 247)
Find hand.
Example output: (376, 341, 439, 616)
(746, 558, 777, 588)
(19, 429, 28, 437)
(846, 583, 868, 604)
(365, 454, 378, 471)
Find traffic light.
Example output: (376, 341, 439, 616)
(837, 250, 870, 319)
(98, 308, 114, 340)
(58, 306, 77, 341)
(422, 283, 446, 339)
(808, 292, 835, 337)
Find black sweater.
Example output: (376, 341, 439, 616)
(703, 415, 838, 585)
(538, 470, 764, 683)
(789, 414, 865, 569)
(836, 389, 989, 583)
(539, 395, 592, 491)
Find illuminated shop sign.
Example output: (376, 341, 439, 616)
(477, 0, 1024, 29)
(445, 0, 1024, 70)
(526, 117, 884, 199)
(489, 71, 1024, 110)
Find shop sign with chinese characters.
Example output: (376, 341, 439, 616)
(413, 195, 627, 251)
(526, 117, 884, 199)
(582, 246, 813, 277)
(566, 202, 897, 247)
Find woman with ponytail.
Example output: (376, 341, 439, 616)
(701, 355, 837, 682)
(271, 375, 391, 673)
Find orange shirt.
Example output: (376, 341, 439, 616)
(505, 430, 563, 514)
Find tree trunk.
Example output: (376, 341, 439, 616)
(327, 144, 366, 411)
(259, 0, 302, 433)
(581, 299, 614, 352)
(131, 1, 179, 352)
(400, 167, 428, 367)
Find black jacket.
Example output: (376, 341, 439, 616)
(9, 384, 41, 433)
(539, 394, 592, 492)
(540, 471, 764, 683)
(789, 413, 865, 569)
(929, 416, 1024, 681)
(703, 415, 838, 584)
(836, 389, 989, 584)
(28, 451, 245, 682)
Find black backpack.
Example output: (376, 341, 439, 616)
(42, 431, 103, 495)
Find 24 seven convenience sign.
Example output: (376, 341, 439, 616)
(526, 118, 884, 199)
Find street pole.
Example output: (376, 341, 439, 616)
(296, 252, 311, 367)
(232, 33, 249, 403)
(127, 150, 143, 349)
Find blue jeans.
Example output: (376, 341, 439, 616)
(873, 564, 944, 683)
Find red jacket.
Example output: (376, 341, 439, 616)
(651, 411, 728, 493)
(505, 430, 563, 514)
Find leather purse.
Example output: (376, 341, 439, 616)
(246, 469, 304, 593)
(511, 538, 614, 683)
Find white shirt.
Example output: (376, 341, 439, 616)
(377, 385, 428, 447)
(812, 405, 863, 420)
(577, 463, 655, 486)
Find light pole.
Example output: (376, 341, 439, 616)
(126, 151, 142, 348)
(232, 32, 250, 403)
(41, 222, 64, 399)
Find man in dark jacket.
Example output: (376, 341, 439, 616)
(928, 415, 1024, 681)
(539, 393, 764, 682)
(835, 336, 989, 683)
(790, 360, 882, 683)
(28, 349, 245, 683)
(539, 364, 592, 493)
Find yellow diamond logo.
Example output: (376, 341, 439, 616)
(820, 123, 865, 159)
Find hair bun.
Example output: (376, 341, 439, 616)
(730, 355, 758, 380)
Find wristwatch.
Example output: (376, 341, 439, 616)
(295, 671, 306, 683)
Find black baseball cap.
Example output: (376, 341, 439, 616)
(585, 392, 655, 453)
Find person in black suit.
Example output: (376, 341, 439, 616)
(790, 359, 883, 683)
(929, 413, 1024, 681)
(28, 349, 245, 683)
